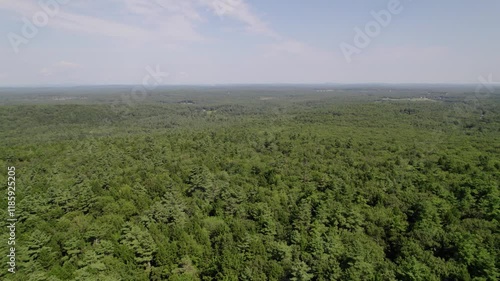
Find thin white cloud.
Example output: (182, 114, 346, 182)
(53, 12, 153, 39)
(268, 40, 308, 55)
(114, 0, 205, 41)
(0, 0, 37, 15)
(199, 0, 279, 38)
(1, 0, 304, 45)
(128, 0, 202, 21)
(1, 0, 326, 85)
(1, 0, 205, 42)
(197, 0, 324, 59)
(40, 60, 80, 77)
(57, 60, 80, 68)
(1, 0, 151, 39)
(40, 67, 52, 77)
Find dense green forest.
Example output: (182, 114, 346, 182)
(0, 86, 499, 280)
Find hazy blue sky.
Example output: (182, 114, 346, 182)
(0, 0, 499, 86)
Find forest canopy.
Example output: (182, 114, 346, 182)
(0, 86, 499, 280)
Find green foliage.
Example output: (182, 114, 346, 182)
(1, 89, 499, 280)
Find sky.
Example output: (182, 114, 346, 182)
(0, 0, 499, 86)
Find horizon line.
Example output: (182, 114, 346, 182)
(1, 82, 499, 88)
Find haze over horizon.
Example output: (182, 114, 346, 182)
(1, 0, 499, 86)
